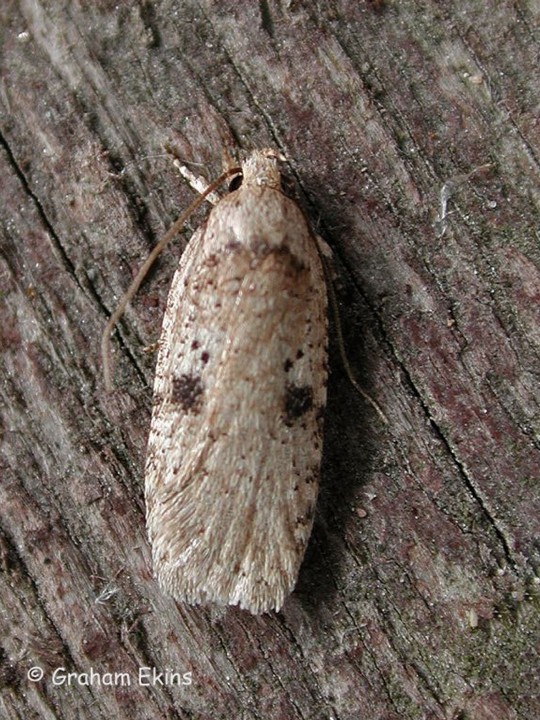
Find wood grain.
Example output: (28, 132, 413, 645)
(1, 1, 538, 718)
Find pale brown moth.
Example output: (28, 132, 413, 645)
(144, 149, 328, 613)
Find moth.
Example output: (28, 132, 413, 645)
(144, 149, 328, 614)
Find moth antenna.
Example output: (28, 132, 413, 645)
(321, 255, 388, 424)
(101, 166, 240, 392)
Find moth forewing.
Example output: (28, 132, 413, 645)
(145, 150, 327, 614)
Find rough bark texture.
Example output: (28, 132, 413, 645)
(0, 1, 538, 719)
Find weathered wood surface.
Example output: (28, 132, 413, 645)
(1, 1, 538, 718)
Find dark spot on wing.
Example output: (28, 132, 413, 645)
(151, 391, 164, 407)
(296, 504, 315, 526)
(250, 241, 306, 273)
(171, 373, 204, 413)
(316, 405, 325, 432)
(225, 239, 242, 252)
(283, 383, 313, 426)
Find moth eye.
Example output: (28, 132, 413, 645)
(228, 174, 243, 192)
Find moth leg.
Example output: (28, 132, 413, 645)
(172, 160, 222, 206)
(315, 234, 333, 263)
(163, 142, 225, 205)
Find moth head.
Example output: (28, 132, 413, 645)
(240, 149, 286, 190)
